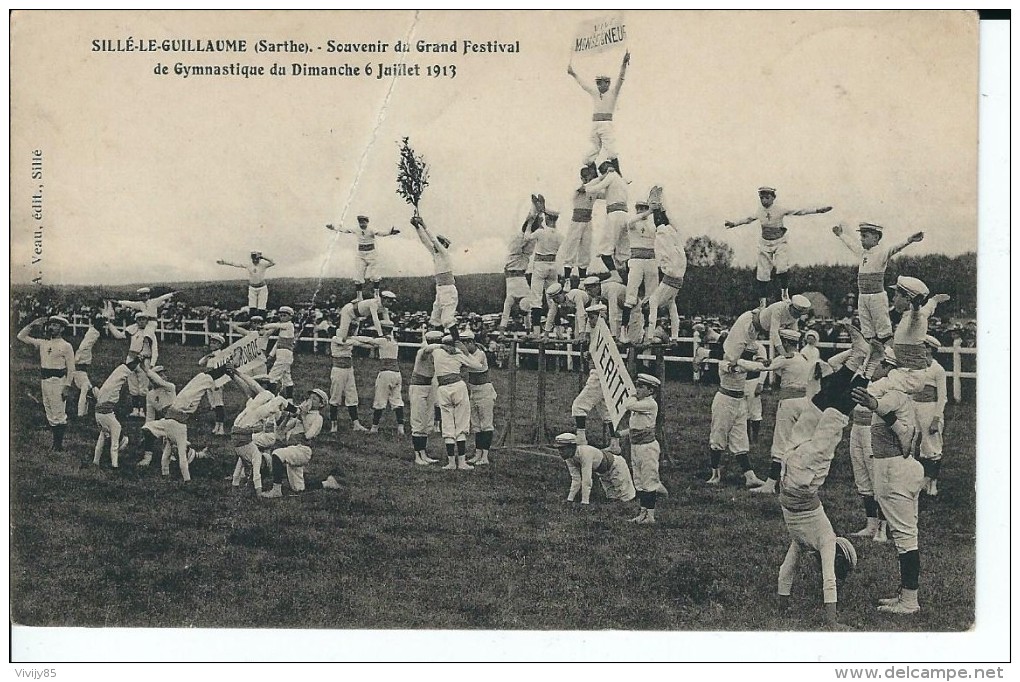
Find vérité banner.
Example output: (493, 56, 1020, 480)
(208, 332, 268, 385)
(588, 316, 636, 430)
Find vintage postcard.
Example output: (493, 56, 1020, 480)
(9, 9, 1004, 667)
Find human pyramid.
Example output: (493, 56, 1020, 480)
(17, 49, 952, 629)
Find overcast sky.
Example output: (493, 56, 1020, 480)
(11, 10, 978, 286)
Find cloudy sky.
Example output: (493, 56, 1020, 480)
(11, 10, 978, 286)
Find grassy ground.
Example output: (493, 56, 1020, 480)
(9, 340, 976, 631)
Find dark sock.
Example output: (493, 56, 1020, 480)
(481, 431, 493, 449)
(710, 450, 722, 469)
(619, 267, 629, 285)
(347, 406, 359, 422)
(863, 495, 879, 518)
(563, 267, 572, 281)
(445, 442, 455, 458)
(776, 272, 790, 290)
(214, 406, 225, 423)
(749, 420, 761, 443)
(271, 454, 286, 484)
(735, 453, 752, 473)
(449, 326, 460, 342)
(756, 280, 769, 303)
(434, 406, 442, 423)
(622, 305, 632, 326)
(899, 550, 920, 590)
(530, 309, 543, 329)
(930, 460, 942, 480)
(52, 425, 66, 449)
(142, 428, 157, 453)
(373, 409, 382, 426)
(768, 459, 782, 481)
(644, 492, 656, 510)
(574, 416, 586, 430)
(600, 255, 617, 272)
(578, 267, 587, 278)
(329, 405, 338, 422)
(395, 407, 404, 425)
(355, 283, 363, 297)
(457, 440, 467, 457)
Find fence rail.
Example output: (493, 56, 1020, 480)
(65, 315, 976, 401)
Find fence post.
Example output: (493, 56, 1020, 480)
(495, 340, 518, 452)
(535, 341, 547, 444)
(203, 317, 210, 345)
(160, 318, 166, 343)
(952, 338, 963, 403)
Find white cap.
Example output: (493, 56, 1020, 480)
(858, 222, 884, 235)
(554, 433, 578, 447)
(923, 335, 941, 349)
(441, 334, 454, 344)
(636, 373, 661, 388)
(134, 310, 152, 319)
(758, 186, 776, 195)
(278, 306, 295, 315)
(585, 302, 607, 314)
(461, 330, 476, 340)
(48, 315, 70, 326)
(790, 294, 812, 312)
(892, 276, 929, 298)
(779, 328, 801, 342)
(136, 287, 151, 295)
(380, 291, 397, 300)
(208, 333, 226, 345)
(546, 282, 563, 297)
(308, 388, 329, 404)
(424, 331, 444, 342)
(581, 276, 602, 287)
(805, 329, 820, 341)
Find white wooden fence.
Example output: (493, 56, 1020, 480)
(66, 315, 976, 402)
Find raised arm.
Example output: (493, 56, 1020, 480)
(143, 366, 175, 391)
(831, 224, 863, 258)
(216, 260, 246, 269)
(230, 371, 263, 399)
(260, 256, 276, 267)
(117, 299, 144, 311)
(326, 224, 356, 235)
(626, 208, 654, 227)
(457, 347, 487, 372)
(787, 205, 833, 217)
(724, 215, 758, 229)
(583, 173, 613, 195)
(887, 232, 924, 259)
(566, 63, 597, 96)
(16, 317, 45, 346)
(412, 218, 439, 253)
(612, 51, 630, 96)
(106, 322, 127, 340)
(151, 292, 176, 307)
(377, 227, 401, 238)
(565, 458, 583, 502)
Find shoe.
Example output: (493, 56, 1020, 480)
(423, 455, 439, 464)
(706, 469, 721, 485)
(137, 453, 152, 467)
(396, 425, 405, 436)
(744, 472, 766, 488)
(370, 426, 379, 434)
(260, 486, 283, 499)
(750, 480, 776, 494)
(877, 594, 901, 607)
(466, 452, 480, 465)
(635, 514, 656, 525)
(877, 602, 920, 615)
(442, 458, 457, 471)
(928, 480, 938, 497)
(851, 520, 879, 537)
(873, 521, 889, 543)
(630, 510, 647, 523)
(119, 436, 129, 451)
(352, 423, 370, 433)
(321, 475, 342, 490)
(457, 456, 474, 471)
(330, 423, 338, 434)
(475, 454, 490, 466)
(414, 454, 432, 466)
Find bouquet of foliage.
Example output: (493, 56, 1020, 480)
(396, 137, 430, 217)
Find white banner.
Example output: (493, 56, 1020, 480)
(207, 332, 267, 385)
(573, 14, 627, 55)
(588, 316, 636, 430)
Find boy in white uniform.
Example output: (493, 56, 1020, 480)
(706, 355, 769, 487)
(91, 358, 138, 468)
(569, 303, 621, 454)
(336, 292, 395, 343)
(916, 336, 947, 496)
(622, 374, 666, 524)
(264, 307, 297, 399)
(138, 365, 176, 467)
(351, 321, 405, 435)
(526, 209, 563, 336)
(643, 207, 685, 343)
(832, 223, 923, 343)
(71, 314, 117, 418)
(499, 201, 541, 332)
(17, 315, 75, 451)
(261, 389, 342, 497)
(559, 168, 601, 287)
(554, 432, 635, 506)
(326, 215, 400, 300)
(725, 187, 832, 307)
(216, 252, 275, 315)
(116, 287, 176, 335)
(462, 331, 497, 466)
(432, 336, 487, 470)
(623, 202, 657, 328)
(227, 371, 291, 493)
(411, 216, 460, 340)
(568, 51, 630, 176)
(583, 161, 630, 275)
(327, 325, 370, 434)
(409, 331, 444, 465)
(724, 296, 813, 364)
(198, 333, 229, 435)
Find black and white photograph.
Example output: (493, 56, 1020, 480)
(8, 9, 1008, 670)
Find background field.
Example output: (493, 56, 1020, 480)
(10, 340, 976, 631)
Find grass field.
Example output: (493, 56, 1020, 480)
(10, 339, 976, 632)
